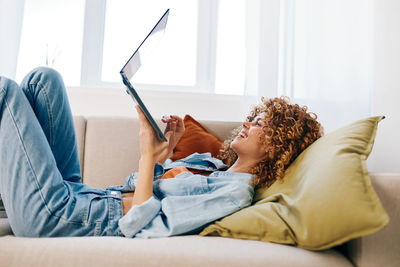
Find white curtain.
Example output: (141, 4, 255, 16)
(280, 0, 374, 133)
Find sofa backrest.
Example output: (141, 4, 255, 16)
(73, 116, 86, 172)
(73, 116, 241, 189)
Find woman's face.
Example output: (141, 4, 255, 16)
(231, 112, 269, 162)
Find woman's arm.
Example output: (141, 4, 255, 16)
(132, 106, 172, 206)
(132, 155, 157, 206)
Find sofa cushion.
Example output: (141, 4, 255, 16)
(0, 235, 352, 267)
(201, 116, 389, 250)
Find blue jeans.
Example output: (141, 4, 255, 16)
(0, 67, 123, 237)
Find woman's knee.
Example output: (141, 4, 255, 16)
(0, 76, 19, 90)
(20, 67, 65, 94)
(0, 76, 19, 100)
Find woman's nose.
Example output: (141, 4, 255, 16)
(243, 121, 250, 128)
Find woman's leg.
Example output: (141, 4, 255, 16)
(0, 69, 122, 237)
(0, 75, 72, 236)
(20, 67, 81, 182)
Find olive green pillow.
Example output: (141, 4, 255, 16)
(200, 116, 389, 250)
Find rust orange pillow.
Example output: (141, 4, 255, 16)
(170, 115, 223, 161)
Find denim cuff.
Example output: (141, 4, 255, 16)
(118, 196, 161, 237)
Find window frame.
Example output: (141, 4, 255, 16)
(80, 0, 220, 93)
(3, 0, 281, 105)
(78, 0, 280, 97)
(0, 0, 282, 123)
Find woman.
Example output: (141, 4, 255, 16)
(0, 67, 322, 238)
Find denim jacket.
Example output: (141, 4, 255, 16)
(108, 153, 255, 238)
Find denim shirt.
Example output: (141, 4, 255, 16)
(107, 153, 255, 238)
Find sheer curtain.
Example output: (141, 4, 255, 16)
(279, 0, 374, 133)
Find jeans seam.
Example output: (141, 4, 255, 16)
(5, 97, 92, 226)
(35, 82, 54, 147)
(108, 194, 123, 236)
(108, 197, 115, 236)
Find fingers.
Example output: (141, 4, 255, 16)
(163, 121, 176, 136)
(170, 115, 183, 120)
(135, 105, 143, 115)
(161, 115, 172, 122)
(162, 115, 178, 134)
(136, 106, 151, 128)
(164, 130, 173, 141)
(170, 115, 183, 125)
(161, 115, 183, 123)
(136, 105, 157, 143)
(170, 115, 184, 127)
(162, 115, 183, 131)
(136, 105, 146, 122)
(170, 120, 177, 132)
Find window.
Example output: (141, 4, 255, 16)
(16, 0, 85, 86)
(215, 0, 246, 95)
(101, 0, 198, 87)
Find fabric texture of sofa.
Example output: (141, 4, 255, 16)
(0, 116, 399, 267)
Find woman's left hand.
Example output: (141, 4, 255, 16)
(157, 115, 185, 163)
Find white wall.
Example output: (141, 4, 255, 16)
(368, 0, 400, 173)
(67, 86, 257, 122)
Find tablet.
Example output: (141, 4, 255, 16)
(120, 9, 170, 142)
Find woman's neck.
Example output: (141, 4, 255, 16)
(226, 157, 260, 174)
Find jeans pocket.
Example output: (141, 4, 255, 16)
(84, 195, 109, 226)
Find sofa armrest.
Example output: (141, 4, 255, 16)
(346, 173, 400, 267)
(0, 218, 13, 236)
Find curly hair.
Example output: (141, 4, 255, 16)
(218, 96, 323, 188)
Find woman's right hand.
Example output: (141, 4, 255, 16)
(136, 106, 171, 162)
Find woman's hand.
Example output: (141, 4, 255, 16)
(132, 107, 183, 206)
(134, 106, 172, 206)
(136, 106, 171, 163)
(157, 115, 185, 163)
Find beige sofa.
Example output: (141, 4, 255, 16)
(0, 116, 399, 267)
